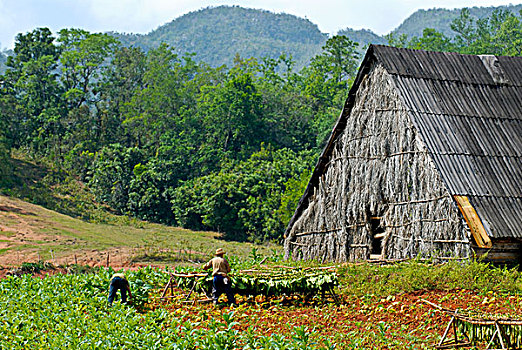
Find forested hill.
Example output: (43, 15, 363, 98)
(392, 4, 522, 38)
(2, 4, 521, 71)
(113, 6, 327, 68)
(111, 4, 522, 68)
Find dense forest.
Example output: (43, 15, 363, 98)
(0, 49, 10, 74)
(0, 8, 521, 243)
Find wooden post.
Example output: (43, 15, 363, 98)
(452, 313, 458, 344)
(499, 323, 511, 349)
(438, 315, 456, 347)
(161, 276, 173, 299)
(185, 281, 197, 301)
(495, 322, 507, 350)
(106, 253, 110, 267)
(74, 254, 78, 265)
(486, 328, 500, 350)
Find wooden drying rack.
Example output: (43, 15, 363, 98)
(422, 299, 522, 350)
(160, 272, 213, 304)
(160, 269, 342, 305)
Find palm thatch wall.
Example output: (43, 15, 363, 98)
(284, 64, 472, 262)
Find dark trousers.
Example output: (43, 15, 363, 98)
(108, 277, 127, 305)
(212, 275, 235, 305)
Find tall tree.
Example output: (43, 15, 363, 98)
(98, 46, 147, 146)
(0, 95, 13, 184)
(403, 8, 522, 57)
(57, 29, 119, 160)
(198, 67, 265, 163)
(300, 35, 360, 147)
(407, 28, 454, 52)
(58, 29, 118, 108)
(2, 28, 63, 152)
(496, 10, 522, 56)
(122, 44, 200, 149)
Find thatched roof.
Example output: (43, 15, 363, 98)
(286, 45, 522, 240)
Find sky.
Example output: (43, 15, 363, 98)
(0, 0, 520, 49)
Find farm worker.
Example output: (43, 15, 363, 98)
(203, 248, 236, 306)
(108, 272, 133, 306)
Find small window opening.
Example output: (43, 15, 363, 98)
(370, 217, 385, 259)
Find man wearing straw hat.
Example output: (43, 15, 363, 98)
(203, 248, 236, 306)
(107, 272, 132, 306)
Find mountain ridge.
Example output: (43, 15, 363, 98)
(2, 4, 522, 71)
(113, 5, 327, 68)
(112, 4, 522, 67)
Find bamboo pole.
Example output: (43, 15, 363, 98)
(184, 281, 197, 301)
(161, 276, 173, 299)
(289, 241, 308, 247)
(172, 273, 207, 278)
(294, 218, 459, 238)
(294, 228, 342, 237)
(327, 150, 426, 164)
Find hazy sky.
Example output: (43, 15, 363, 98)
(0, 0, 520, 49)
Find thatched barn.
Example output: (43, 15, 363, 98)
(284, 45, 522, 263)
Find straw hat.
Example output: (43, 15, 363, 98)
(215, 248, 225, 256)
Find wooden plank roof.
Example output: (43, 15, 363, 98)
(285, 45, 522, 240)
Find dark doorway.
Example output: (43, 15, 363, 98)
(370, 217, 385, 259)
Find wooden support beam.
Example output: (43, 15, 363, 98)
(454, 195, 492, 248)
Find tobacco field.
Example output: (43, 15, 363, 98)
(2, 260, 522, 349)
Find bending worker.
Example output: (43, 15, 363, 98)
(203, 248, 236, 306)
(108, 272, 132, 305)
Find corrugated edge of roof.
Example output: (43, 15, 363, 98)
(372, 45, 522, 87)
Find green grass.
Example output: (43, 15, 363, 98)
(339, 259, 522, 297)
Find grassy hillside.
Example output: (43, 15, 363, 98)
(0, 194, 279, 267)
(113, 5, 327, 68)
(392, 4, 522, 38)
